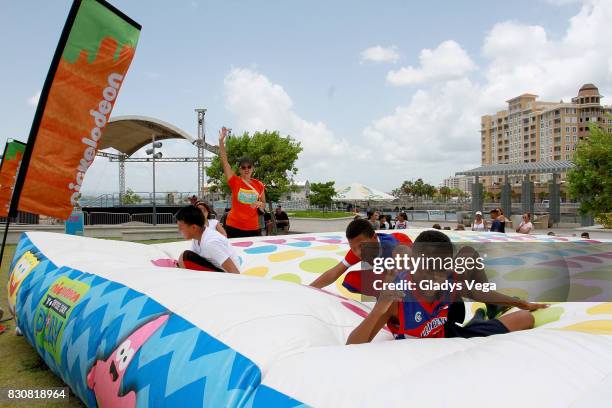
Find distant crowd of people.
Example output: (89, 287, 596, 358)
(353, 210, 409, 230)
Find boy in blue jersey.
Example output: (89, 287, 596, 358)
(346, 230, 548, 344)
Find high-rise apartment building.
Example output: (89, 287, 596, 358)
(442, 176, 474, 194)
(480, 83, 612, 187)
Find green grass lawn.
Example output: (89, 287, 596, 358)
(0, 237, 182, 407)
(286, 210, 354, 219)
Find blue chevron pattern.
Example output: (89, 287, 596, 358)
(10, 234, 306, 408)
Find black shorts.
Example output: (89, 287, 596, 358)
(225, 225, 261, 238)
(444, 318, 509, 338)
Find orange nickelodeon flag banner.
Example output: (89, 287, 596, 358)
(11, 0, 141, 220)
(0, 140, 26, 217)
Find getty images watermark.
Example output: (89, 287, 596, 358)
(355, 241, 612, 303)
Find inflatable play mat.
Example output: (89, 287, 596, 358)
(6, 231, 612, 407)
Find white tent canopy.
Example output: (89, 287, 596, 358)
(334, 182, 395, 201)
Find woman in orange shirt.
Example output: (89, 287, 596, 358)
(219, 127, 266, 238)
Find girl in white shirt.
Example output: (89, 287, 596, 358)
(516, 213, 534, 234)
(196, 201, 227, 237)
(395, 212, 408, 229)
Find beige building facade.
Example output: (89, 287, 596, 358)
(442, 176, 474, 194)
(480, 83, 612, 187)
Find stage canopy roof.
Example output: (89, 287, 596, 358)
(100, 115, 197, 156)
(456, 161, 575, 177)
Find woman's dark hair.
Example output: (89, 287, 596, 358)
(366, 210, 374, 219)
(346, 219, 375, 239)
(238, 157, 254, 167)
(175, 205, 204, 227)
(398, 212, 407, 221)
(196, 201, 216, 219)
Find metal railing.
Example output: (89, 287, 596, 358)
(0, 211, 40, 225)
(131, 213, 175, 225)
(79, 192, 201, 207)
(393, 210, 458, 222)
(82, 212, 178, 226)
(86, 212, 131, 225)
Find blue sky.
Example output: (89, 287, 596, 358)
(2, 0, 607, 196)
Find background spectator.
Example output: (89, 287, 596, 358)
(489, 209, 503, 232)
(495, 207, 507, 233)
(275, 205, 290, 234)
(516, 213, 533, 234)
(219, 127, 266, 238)
(366, 210, 380, 229)
(379, 213, 389, 229)
(395, 212, 408, 229)
(472, 211, 486, 231)
(263, 210, 272, 236)
(195, 201, 227, 237)
(385, 215, 393, 229)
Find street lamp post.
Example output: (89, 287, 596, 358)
(146, 136, 163, 225)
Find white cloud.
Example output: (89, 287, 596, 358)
(27, 91, 40, 106)
(223, 67, 367, 183)
(386, 40, 477, 86)
(482, 22, 548, 61)
(363, 78, 482, 179)
(364, 0, 612, 186)
(360, 45, 400, 64)
(479, 0, 612, 105)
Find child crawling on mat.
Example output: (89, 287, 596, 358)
(346, 230, 548, 344)
(176, 205, 241, 273)
(310, 219, 412, 295)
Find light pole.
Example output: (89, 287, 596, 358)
(146, 136, 163, 225)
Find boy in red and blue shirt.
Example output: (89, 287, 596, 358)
(346, 230, 548, 343)
(309, 219, 412, 296)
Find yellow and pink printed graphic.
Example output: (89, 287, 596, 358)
(7, 251, 40, 317)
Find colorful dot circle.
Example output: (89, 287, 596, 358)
(244, 245, 278, 254)
(587, 303, 612, 315)
(559, 320, 612, 335)
(299, 258, 338, 273)
(242, 267, 269, 277)
(272, 273, 302, 284)
(268, 250, 306, 262)
(533, 306, 564, 327)
(313, 245, 340, 251)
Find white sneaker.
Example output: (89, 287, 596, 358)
(15, 326, 23, 336)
